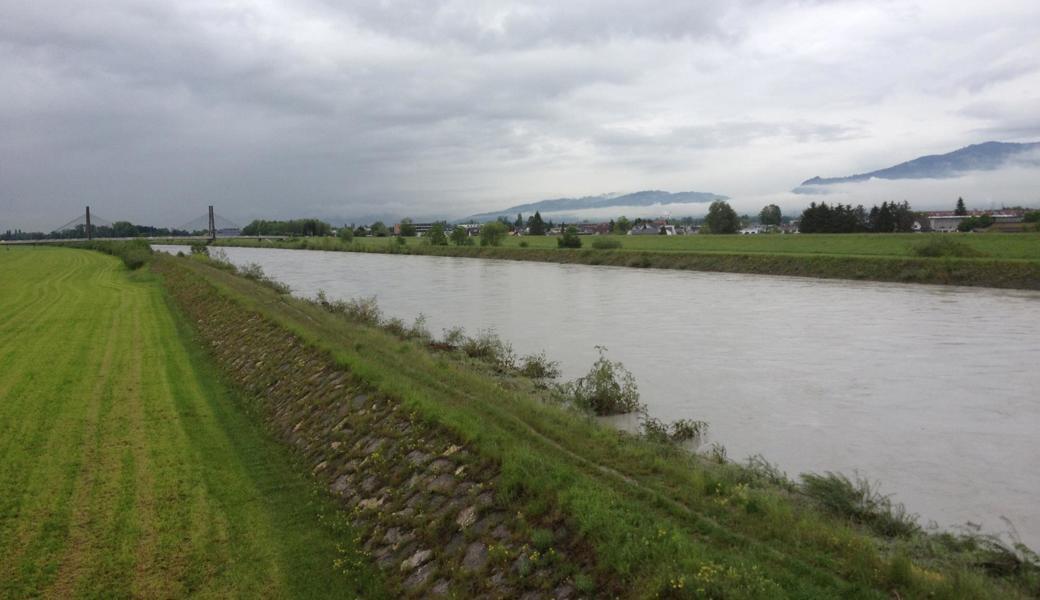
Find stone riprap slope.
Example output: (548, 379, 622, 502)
(156, 260, 596, 598)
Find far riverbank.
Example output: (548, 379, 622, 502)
(203, 232, 1040, 290)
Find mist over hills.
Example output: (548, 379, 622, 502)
(795, 141, 1040, 193)
(465, 190, 727, 222)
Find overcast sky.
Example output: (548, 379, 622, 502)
(2, 0, 1039, 230)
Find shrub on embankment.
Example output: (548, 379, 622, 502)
(70, 239, 154, 269)
(151, 252, 1040, 598)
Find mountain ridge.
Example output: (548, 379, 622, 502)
(465, 189, 727, 222)
(797, 141, 1040, 190)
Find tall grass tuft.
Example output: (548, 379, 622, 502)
(911, 236, 985, 258)
(640, 416, 708, 444)
(591, 238, 623, 250)
(238, 262, 291, 294)
(800, 471, 919, 538)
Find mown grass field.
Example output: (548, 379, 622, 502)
(164, 251, 1040, 598)
(0, 247, 382, 598)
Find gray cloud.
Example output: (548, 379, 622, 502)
(1, 0, 1039, 231)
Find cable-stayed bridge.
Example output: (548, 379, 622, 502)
(3, 206, 262, 244)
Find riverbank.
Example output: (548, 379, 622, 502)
(151, 247, 1037, 597)
(209, 233, 1040, 290)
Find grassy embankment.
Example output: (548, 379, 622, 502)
(0, 246, 384, 598)
(158, 248, 1039, 598)
(209, 232, 1040, 289)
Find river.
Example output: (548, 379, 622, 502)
(155, 244, 1040, 547)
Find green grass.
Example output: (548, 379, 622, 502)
(160, 252, 1039, 598)
(340, 232, 1040, 260)
(0, 247, 383, 598)
(209, 232, 1040, 289)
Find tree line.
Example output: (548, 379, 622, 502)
(241, 219, 331, 237)
(2, 222, 190, 241)
(798, 201, 917, 233)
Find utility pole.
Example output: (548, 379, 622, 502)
(208, 205, 216, 241)
(86, 206, 92, 240)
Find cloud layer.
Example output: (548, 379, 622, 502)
(2, 0, 1039, 229)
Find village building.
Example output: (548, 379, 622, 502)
(922, 209, 1025, 232)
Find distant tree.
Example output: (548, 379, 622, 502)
(527, 211, 546, 235)
(704, 200, 740, 234)
(760, 204, 782, 226)
(558, 226, 582, 248)
(957, 214, 994, 232)
(955, 197, 967, 216)
(890, 201, 916, 232)
(338, 226, 354, 242)
(427, 222, 448, 245)
(450, 225, 473, 246)
(110, 221, 138, 237)
(242, 218, 331, 237)
(514, 213, 524, 231)
(480, 221, 507, 246)
(874, 202, 894, 232)
(1023, 210, 1040, 223)
(370, 221, 389, 237)
(614, 216, 632, 234)
(353, 225, 368, 237)
(399, 218, 417, 237)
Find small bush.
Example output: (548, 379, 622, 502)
(800, 472, 919, 538)
(669, 418, 708, 442)
(518, 240, 529, 248)
(519, 352, 561, 380)
(912, 236, 984, 258)
(591, 238, 622, 250)
(340, 296, 382, 326)
(561, 346, 640, 415)
(461, 329, 516, 370)
(707, 443, 728, 463)
(409, 314, 432, 343)
(441, 326, 467, 348)
(239, 262, 291, 294)
(557, 226, 582, 249)
(383, 317, 408, 337)
(641, 416, 707, 444)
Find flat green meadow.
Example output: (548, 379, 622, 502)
(0, 246, 382, 598)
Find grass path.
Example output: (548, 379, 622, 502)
(0, 247, 382, 598)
